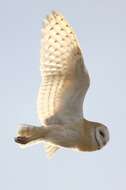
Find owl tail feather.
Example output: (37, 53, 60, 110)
(43, 143, 60, 159)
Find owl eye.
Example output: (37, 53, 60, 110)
(99, 131, 105, 138)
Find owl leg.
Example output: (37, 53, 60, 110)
(14, 124, 47, 145)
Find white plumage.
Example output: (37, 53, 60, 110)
(37, 11, 90, 126)
(15, 11, 109, 158)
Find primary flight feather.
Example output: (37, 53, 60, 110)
(15, 11, 109, 158)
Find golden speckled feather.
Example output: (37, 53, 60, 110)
(37, 11, 90, 126)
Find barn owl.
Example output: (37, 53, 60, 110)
(15, 11, 109, 158)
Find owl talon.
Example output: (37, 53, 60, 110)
(14, 136, 29, 144)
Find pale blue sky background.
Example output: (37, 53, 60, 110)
(1, 0, 126, 189)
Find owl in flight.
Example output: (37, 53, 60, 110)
(15, 11, 109, 158)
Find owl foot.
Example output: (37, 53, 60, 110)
(14, 136, 30, 144)
(15, 124, 46, 145)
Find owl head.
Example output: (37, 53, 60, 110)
(81, 119, 110, 151)
(95, 124, 109, 149)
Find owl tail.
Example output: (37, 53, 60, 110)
(43, 143, 60, 159)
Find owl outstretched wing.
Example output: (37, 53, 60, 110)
(37, 11, 90, 126)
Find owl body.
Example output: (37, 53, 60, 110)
(15, 11, 109, 158)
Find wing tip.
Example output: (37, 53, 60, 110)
(51, 10, 63, 17)
(44, 10, 64, 22)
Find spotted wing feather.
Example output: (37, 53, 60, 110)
(37, 11, 90, 125)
